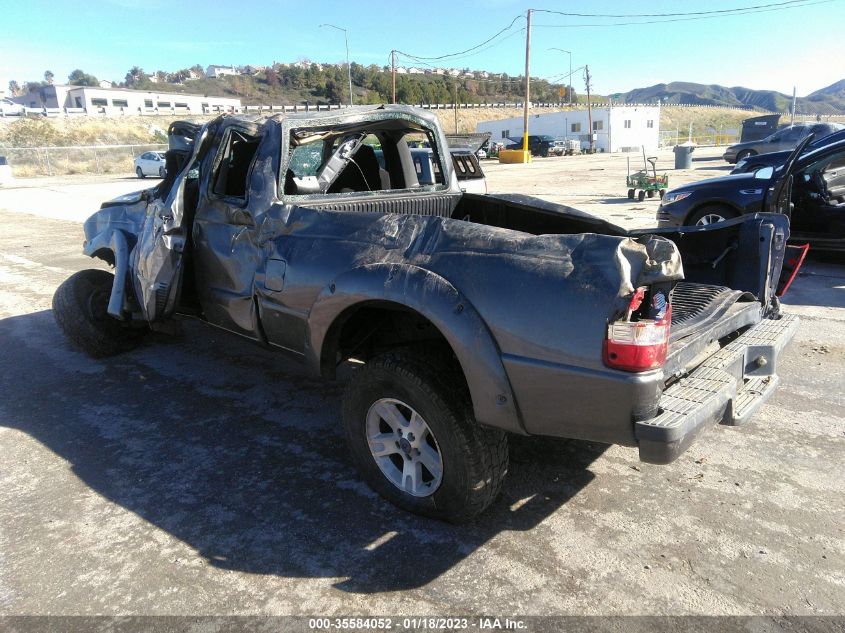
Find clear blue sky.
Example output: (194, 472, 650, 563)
(2, 0, 843, 97)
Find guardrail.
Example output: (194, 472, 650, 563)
(658, 132, 741, 147)
(5, 101, 831, 120)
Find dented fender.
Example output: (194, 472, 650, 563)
(306, 263, 524, 434)
(83, 228, 131, 320)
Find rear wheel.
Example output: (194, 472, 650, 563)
(158, 166, 166, 178)
(136, 166, 145, 179)
(688, 205, 738, 226)
(647, 189, 655, 198)
(627, 188, 635, 199)
(637, 190, 646, 202)
(342, 350, 508, 523)
(52, 269, 147, 357)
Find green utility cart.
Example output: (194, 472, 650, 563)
(626, 148, 668, 202)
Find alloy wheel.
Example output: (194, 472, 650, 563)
(365, 398, 443, 497)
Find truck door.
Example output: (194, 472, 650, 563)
(131, 125, 208, 323)
(190, 123, 268, 339)
(763, 135, 815, 216)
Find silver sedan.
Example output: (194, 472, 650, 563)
(134, 152, 167, 178)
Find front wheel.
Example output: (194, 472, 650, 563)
(637, 190, 646, 202)
(159, 166, 166, 178)
(647, 189, 655, 198)
(136, 166, 145, 178)
(687, 205, 738, 227)
(342, 350, 508, 523)
(627, 188, 635, 199)
(52, 269, 147, 357)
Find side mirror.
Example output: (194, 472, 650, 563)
(755, 166, 775, 180)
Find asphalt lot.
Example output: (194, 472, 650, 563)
(0, 149, 843, 616)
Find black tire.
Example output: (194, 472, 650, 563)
(159, 166, 166, 178)
(647, 189, 655, 198)
(627, 188, 635, 199)
(342, 350, 508, 523)
(52, 269, 147, 358)
(736, 150, 756, 163)
(637, 190, 646, 202)
(687, 204, 739, 227)
(136, 166, 145, 179)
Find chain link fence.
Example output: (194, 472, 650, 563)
(658, 130, 740, 148)
(0, 144, 168, 177)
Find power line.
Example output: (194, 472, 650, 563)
(392, 14, 524, 62)
(533, 0, 817, 19)
(394, 28, 526, 68)
(533, 0, 833, 27)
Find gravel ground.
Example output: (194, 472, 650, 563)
(0, 150, 843, 617)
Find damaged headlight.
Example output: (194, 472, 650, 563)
(661, 191, 692, 205)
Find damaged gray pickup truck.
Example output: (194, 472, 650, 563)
(54, 106, 799, 522)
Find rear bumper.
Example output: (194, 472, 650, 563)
(636, 314, 799, 464)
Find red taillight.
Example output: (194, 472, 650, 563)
(605, 304, 672, 372)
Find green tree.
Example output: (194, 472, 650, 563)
(323, 78, 343, 104)
(44, 70, 54, 84)
(124, 66, 145, 87)
(265, 67, 280, 89)
(68, 69, 98, 86)
(8, 80, 20, 96)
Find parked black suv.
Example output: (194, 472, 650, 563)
(508, 135, 556, 157)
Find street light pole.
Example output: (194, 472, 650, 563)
(548, 48, 572, 105)
(320, 23, 353, 106)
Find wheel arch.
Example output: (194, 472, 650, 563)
(307, 264, 524, 434)
(82, 228, 131, 319)
(684, 199, 743, 225)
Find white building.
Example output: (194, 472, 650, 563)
(98, 80, 113, 89)
(13, 84, 240, 114)
(475, 105, 661, 153)
(206, 65, 238, 78)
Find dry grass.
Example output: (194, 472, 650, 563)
(0, 105, 763, 176)
(0, 115, 213, 148)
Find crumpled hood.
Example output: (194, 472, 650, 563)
(99, 187, 156, 209)
(84, 195, 151, 245)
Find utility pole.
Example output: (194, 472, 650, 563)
(454, 82, 459, 134)
(391, 50, 396, 104)
(790, 86, 796, 125)
(585, 65, 594, 153)
(522, 8, 532, 155)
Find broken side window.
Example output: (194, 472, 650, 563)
(212, 129, 261, 199)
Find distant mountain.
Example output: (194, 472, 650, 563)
(618, 80, 845, 114)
